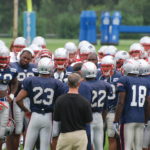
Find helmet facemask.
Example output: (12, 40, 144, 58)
(54, 58, 68, 71)
(101, 64, 114, 77)
(0, 56, 10, 69)
(12, 45, 26, 55)
(129, 50, 141, 60)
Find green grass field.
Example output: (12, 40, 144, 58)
(1, 38, 139, 150)
(1, 38, 139, 52)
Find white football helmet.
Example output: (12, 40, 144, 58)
(0, 45, 10, 69)
(115, 50, 130, 69)
(64, 42, 77, 64)
(0, 40, 6, 47)
(140, 36, 150, 51)
(103, 45, 117, 57)
(98, 46, 108, 60)
(12, 37, 27, 54)
(79, 44, 96, 62)
(32, 48, 53, 64)
(78, 40, 90, 49)
(54, 48, 68, 70)
(65, 42, 77, 54)
(129, 43, 144, 59)
(38, 49, 52, 59)
(38, 57, 54, 74)
(88, 44, 96, 53)
(29, 43, 42, 56)
(81, 61, 97, 78)
(32, 36, 46, 48)
(122, 59, 139, 75)
(101, 56, 116, 76)
(20, 47, 34, 57)
(138, 59, 150, 75)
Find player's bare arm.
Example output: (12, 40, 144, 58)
(114, 92, 126, 123)
(8, 77, 18, 102)
(145, 96, 150, 124)
(16, 89, 29, 112)
(10, 77, 18, 94)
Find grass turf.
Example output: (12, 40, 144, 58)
(1, 38, 139, 52)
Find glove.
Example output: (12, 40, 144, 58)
(113, 122, 119, 135)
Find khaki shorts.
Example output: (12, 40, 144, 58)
(56, 130, 88, 150)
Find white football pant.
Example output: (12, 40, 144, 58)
(91, 112, 104, 150)
(24, 112, 52, 150)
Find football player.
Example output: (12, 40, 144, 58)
(97, 46, 108, 63)
(129, 43, 144, 60)
(10, 37, 27, 63)
(115, 50, 130, 73)
(103, 45, 117, 57)
(16, 57, 66, 150)
(114, 59, 150, 150)
(53, 48, 73, 83)
(64, 42, 78, 65)
(78, 40, 90, 50)
(0, 45, 18, 150)
(87, 52, 99, 67)
(138, 59, 150, 150)
(79, 43, 96, 63)
(7, 47, 37, 150)
(99, 55, 122, 150)
(79, 62, 112, 150)
(33, 48, 53, 65)
(140, 36, 150, 52)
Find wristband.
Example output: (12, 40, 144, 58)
(9, 93, 15, 100)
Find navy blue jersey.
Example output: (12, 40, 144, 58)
(117, 76, 150, 123)
(98, 71, 122, 112)
(0, 66, 17, 91)
(10, 62, 38, 82)
(10, 62, 38, 96)
(143, 75, 150, 81)
(66, 66, 74, 74)
(79, 79, 112, 113)
(22, 76, 67, 113)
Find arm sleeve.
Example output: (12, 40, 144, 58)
(21, 78, 31, 92)
(117, 76, 127, 92)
